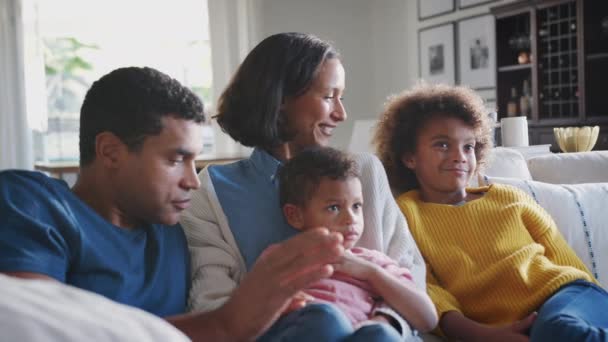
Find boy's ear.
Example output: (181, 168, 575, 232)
(401, 152, 416, 170)
(283, 204, 304, 230)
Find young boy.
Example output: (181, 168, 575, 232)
(373, 83, 608, 341)
(260, 147, 437, 341)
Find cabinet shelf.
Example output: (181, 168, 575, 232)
(498, 64, 532, 72)
(587, 53, 608, 61)
(492, 0, 608, 151)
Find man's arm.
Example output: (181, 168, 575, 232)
(3, 272, 56, 280)
(169, 228, 344, 341)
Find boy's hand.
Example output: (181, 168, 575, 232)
(333, 250, 379, 280)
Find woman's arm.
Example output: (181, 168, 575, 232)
(180, 168, 245, 312)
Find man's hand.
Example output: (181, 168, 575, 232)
(218, 228, 344, 340)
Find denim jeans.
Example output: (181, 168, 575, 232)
(530, 279, 608, 342)
(257, 303, 402, 342)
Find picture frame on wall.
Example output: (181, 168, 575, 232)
(457, 14, 496, 89)
(458, 0, 498, 10)
(418, 0, 455, 20)
(419, 23, 456, 85)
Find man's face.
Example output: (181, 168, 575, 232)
(115, 116, 203, 226)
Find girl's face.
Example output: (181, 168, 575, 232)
(281, 58, 346, 155)
(402, 116, 478, 204)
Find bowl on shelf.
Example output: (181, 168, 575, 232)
(553, 126, 600, 153)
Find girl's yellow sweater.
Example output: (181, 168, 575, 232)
(397, 184, 595, 327)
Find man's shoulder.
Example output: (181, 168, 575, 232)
(0, 170, 65, 197)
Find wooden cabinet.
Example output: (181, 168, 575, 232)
(492, 0, 608, 151)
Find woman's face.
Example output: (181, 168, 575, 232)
(282, 58, 346, 153)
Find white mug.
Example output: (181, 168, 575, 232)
(501, 116, 529, 147)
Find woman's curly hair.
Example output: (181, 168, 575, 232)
(372, 83, 494, 195)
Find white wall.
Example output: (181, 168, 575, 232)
(230, 0, 519, 148)
(251, 0, 373, 150)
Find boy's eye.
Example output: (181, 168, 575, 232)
(434, 142, 448, 149)
(326, 205, 339, 212)
(464, 144, 476, 152)
(353, 202, 363, 210)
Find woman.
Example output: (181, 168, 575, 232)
(181, 32, 426, 340)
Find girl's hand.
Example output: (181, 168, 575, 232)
(333, 250, 379, 280)
(478, 313, 537, 342)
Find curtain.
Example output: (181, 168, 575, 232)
(0, 0, 45, 170)
(207, 0, 255, 156)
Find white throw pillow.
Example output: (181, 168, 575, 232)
(0, 275, 189, 342)
(527, 151, 608, 184)
(482, 176, 608, 287)
(482, 147, 533, 180)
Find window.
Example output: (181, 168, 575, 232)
(36, 0, 212, 162)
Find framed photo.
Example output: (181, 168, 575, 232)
(459, 0, 498, 10)
(418, 0, 455, 20)
(419, 23, 456, 85)
(457, 14, 496, 89)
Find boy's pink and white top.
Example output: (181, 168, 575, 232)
(304, 246, 413, 326)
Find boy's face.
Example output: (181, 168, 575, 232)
(402, 116, 477, 203)
(284, 177, 364, 249)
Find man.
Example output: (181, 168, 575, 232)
(0, 67, 343, 340)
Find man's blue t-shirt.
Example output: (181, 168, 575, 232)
(0, 170, 189, 317)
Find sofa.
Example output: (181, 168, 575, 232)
(477, 148, 608, 287)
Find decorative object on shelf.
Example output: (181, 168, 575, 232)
(554, 126, 600, 152)
(419, 23, 456, 85)
(457, 14, 496, 89)
(501, 116, 529, 147)
(519, 79, 532, 118)
(507, 87, 518, 117)
(517, 51, 530, 64)
(601, 15, 608, 36)
(418, 0, 455, 20)
(458, 0, 497, 10)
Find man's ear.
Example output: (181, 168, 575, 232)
(95, 132, 127, 169)
(283, 204, 304, 230)
(401, 152, 416, 170)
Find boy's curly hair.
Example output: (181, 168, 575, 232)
(278, 147, 359, 207)
(372, 83, 494, 195)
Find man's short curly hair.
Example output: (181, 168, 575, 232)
(79, 67, 205, 166)
(278, 147, 359, 207)
(373, 83, 494, 195)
